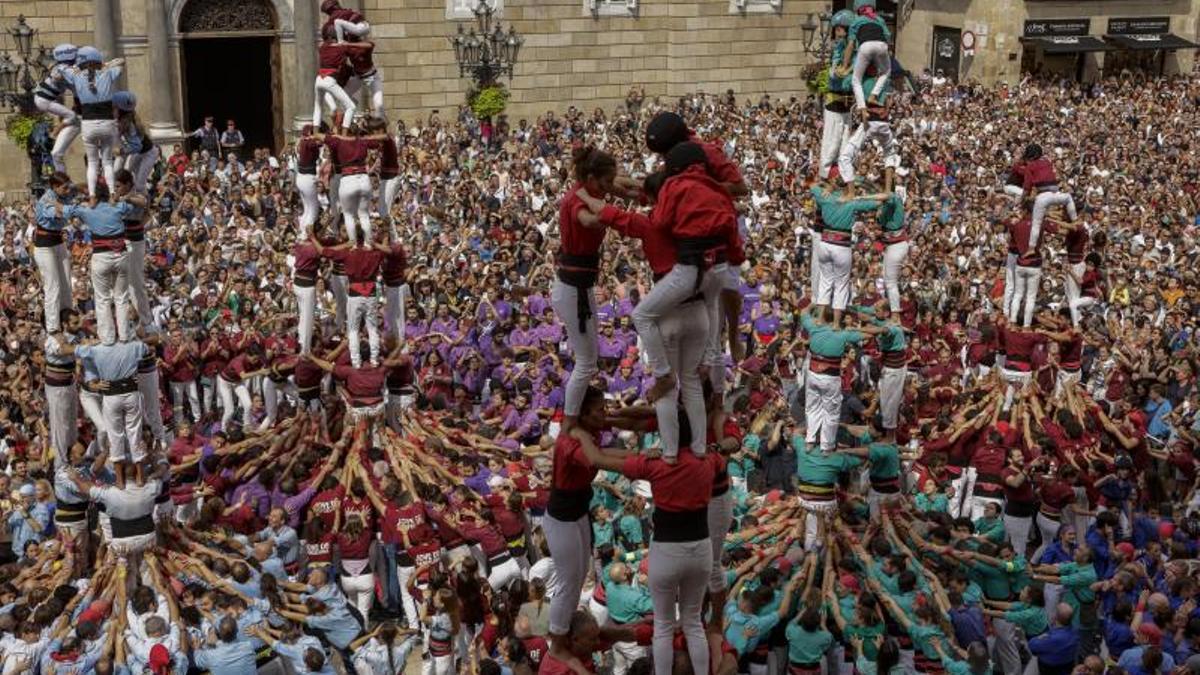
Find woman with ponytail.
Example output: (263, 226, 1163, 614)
(56, 46, 123, 196)
(553, 145, 616, 433)
(353, 621, 421, 674)
(113, 91, 159, 194)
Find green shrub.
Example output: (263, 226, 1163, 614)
(5, 113, 47, 152)
(470, 85, 509, 120)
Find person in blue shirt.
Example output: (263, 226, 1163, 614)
(55, 45, 124, 196)
(818, 9, 856, 181)
(1028, 603, 1079, 675)
(191, 616, 258, 675)
(32, 172, 79, 333)
(257, 507, 300, 565)
(1145, 385, 1174, 440)
(61, 183, 148, 344)
(7, 484, 49, 562)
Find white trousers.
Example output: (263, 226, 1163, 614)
(648, 540, 711, 675)
(633, 265, 702, 378)
(817, 242, 852, 310)
(948, 467, 976, 519)
(1030, 191, 1077, 249)
(805, 370, 842, 451)
(328, 173, 342, 224)
(1009, 265, 1041, 327)
(384, 283, 407, 343)
(33, 243, 72, 332)
(169, 379, 201, 423)
(1064, 261, 1086, 325)
(218, 376, 253, 430)
(486, 557, 522, 592)
(809, 235, 824, 303)
(882, 240, 909, 313)
(130, 145, 159, 194)
(127, 239, 151, 326)
(81, 119, 117, 197)
(381, 176, 403, 228)
(341, 570, 375, 622)
(339, 173, 373, 246)
(879, 365, 906, 430)
(347, 294, 381, 367)
(313, 75, 356, 128)
(334, 18, 371, 40)
(1004, 514, 1032, 558)
(347, 71, 385, 119)
(295, 285, 316, 354)
(838, 120, 899, 184)
(1002, 253, 1018, 318)
(103, 390, 143, 463)
(296, 173, 319, 237)
(654, 298, 709, 458)
(80, 389, 107, 449)
(550, 280, 598, 417)
(701, 263, 729, 372)
(36, 96, 79, 172)
(1001, 368, 1032, 411)
(46, 382, 78, 462)
(543, 513, 590, 635)
(137, 369, 167, 444)
(91, 250, 131, 345)
(851, 41, 891, 109)
(707, 491, 734, 592)
(819, 107, 851, 179)
(331, 274, 348, 328)
(397, 564, 420, 629)
(1054, 368, 1080, 398)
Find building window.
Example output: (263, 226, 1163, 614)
(447, 0, 503, 21)
(729, 0, 782, 14)
(585, 0, 638, 17)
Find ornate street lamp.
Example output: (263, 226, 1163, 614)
(801, 10, 833, 115)
(0, 16, 54, 194)
(448, 1, 523, 88)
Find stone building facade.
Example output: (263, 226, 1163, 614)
(0, 0, 1197, 194)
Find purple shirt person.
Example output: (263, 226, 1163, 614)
(430, 312, 458, 336)
(533, 384, 564, 413)
(231, 478, 272, 520)
(753, 305, 780, 337)
(614, 296, 635, 318)
(508, 323, 539, 351)
(406, 318, 429, 341)
(608, 365, 641, 402)
(479, 335, 503, 367)
(537, 319, 563, 348)
(526, 293, 549, 317)
(595, 300, 619, 325)
(598, 329, 627, 360)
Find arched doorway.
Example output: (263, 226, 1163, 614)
(178, 0, 282, 155)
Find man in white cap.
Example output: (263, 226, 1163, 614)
(7, 484, 49, 562)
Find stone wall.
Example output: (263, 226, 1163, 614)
(0, 2, 92, 201)
(368, 0, 822, 124)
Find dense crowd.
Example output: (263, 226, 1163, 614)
(3, 0, 1200, 673)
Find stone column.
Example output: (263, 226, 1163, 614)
(292, 0, 318, 131)
(145, 0, 184, 144)
(94, 0, 117, 56)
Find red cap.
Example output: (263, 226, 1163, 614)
(77, 599, 112, 624)
(765, 489, 782, 504)
(1160, 522, 1176, 539)
(839, 574, 861, 592)
(1138, 623, 1163, 647)
(149, 644, 172, 674)
(1116, 542, 1135, 558)
(775, 559, 793, 576)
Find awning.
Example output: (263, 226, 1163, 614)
(1022, 36, 1114, 54)
(1105, 33, 1200, 50)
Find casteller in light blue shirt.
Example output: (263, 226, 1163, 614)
(63, 200, 133, 238)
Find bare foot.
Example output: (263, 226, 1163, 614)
(661, 455, 678, 465)
(645, 372, 677, 402)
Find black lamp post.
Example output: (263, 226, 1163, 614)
(801, 10, 833, 115)
(449, 1, 523, 89)
(0, 16, 53, 195)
